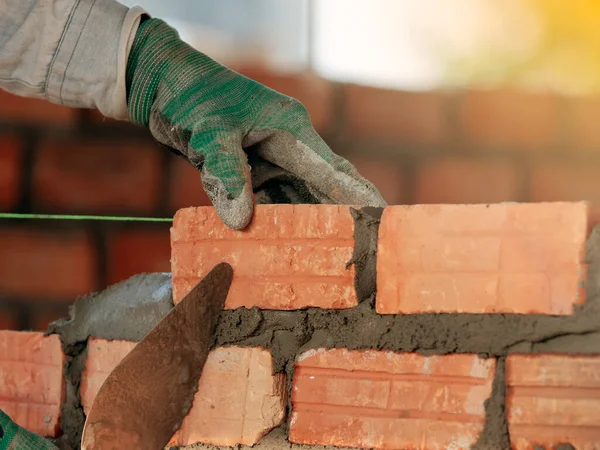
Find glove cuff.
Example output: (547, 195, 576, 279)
(126, 18, 184, 126)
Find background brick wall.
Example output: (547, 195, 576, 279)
(1, 66, 600, 330)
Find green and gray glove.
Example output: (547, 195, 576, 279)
(126, 18, 386, 230)
(0, 410, 59, 450)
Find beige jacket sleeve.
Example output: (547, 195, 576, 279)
(0, 0, 146, 119)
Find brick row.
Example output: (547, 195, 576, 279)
(81, 339, 286, 447)
(0, 331, 65, 437)
(377, 202, 587, 315)
(507, 354, 600, 449)
(171, 205, 358, 309)
(290, 349, 495, 449)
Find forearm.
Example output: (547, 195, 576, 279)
(0, 0, 146, 119)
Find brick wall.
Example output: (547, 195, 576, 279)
(1, 67, 600, 330)
(2, 203, 600, 449)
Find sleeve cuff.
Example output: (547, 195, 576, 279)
(46, 0, 146, 120)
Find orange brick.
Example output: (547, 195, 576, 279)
(0, 91, 76, 126)
(507, 354, 600, 449)
(530, 161, 600, 203)
(177, 347, 286, 447)
(460, 89, 558, 150)
(415, 159, 519, 204)
(0, 331, 65, 437)
(0, 135, 22, 210)
(171, 205, 357, 309)
(33, 138, 162, 215)
(344, 85, 446, 144)
(0, 228, 95, 301)
(168, 157, 212, 213)
(81, 340, 285, 447)
(377, 203, 587, 314)
(290, 349, 495, 449)
(570, 96, 600, 151)
(106, 228, 171, 285)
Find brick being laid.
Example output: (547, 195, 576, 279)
(0, 331, 65, 437)
(377, 202, 588, 315)
(171, 205, 357, 309)
(81, 339, 285, 447)
(507, 354, 600, 449)
(289, 349, 495, 449)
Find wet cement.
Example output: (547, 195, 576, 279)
(48, 210, 600, 449)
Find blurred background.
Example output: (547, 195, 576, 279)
(1, 0, 600, 330)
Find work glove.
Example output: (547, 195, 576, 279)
(0, 410, 59, 450)
(126, 18, 386, 230)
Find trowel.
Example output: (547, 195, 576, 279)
(80, 262, 234, 450)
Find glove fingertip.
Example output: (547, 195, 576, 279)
(214, 187, 255, 230)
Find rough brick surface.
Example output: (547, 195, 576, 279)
(377, 203, 587, 315)
(0, 91, 76, 125)
(507, 354, 600, 449)
(460, 89, 557, 150)
(0, 229, 95, 300)
(345, 85, 445, 144)
(171, 205, 357, 309)
(0, 135, 21, 210)
(177, 347, 286, 447)
(82, 340, 285, 447)
(290, 349, 495, 449)
(106, 228, 171, 285)
(0, 331, 65, 437)
(415, 159, 519, 204)
(531, 161, 600, 203)
(34, 139, 161, 214)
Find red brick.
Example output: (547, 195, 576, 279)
(0, 228, 95, 301)
(290, 349, 495, 449)
(0, 91, 76, 126)
(531, 161, 600, 203)
(351, 157, 404, 204)
(0, 135, 21, 210)
(0, 331, 65, 437)
(507, 354, 600, 449)
(570, 96, 600, 151)
(0, 309, 19, 330)
(344, 85, 445, 144)
(234, 66, 332, 132)
(377, 203, 587, 315)
(168, 158, 212, 213)
(106, 228, 171, 285)
(81, 340, 285, 447)
(460, 90, 558, 150)
(177, 347, 286, 447)
(171, 205, 357, 309)
(33, 139, 162, 214)
(415, 159, 519, 204)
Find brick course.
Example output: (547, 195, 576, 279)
(0, 331, 64, 437)
(377, 202, 587, 314)
(171, 205, 358, 309)
(290, 349, 495, 449)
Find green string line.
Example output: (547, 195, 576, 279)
(0, 213, 173, 222)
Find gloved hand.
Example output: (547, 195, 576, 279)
(126, 18, 386, 230)
(0, 410, 59, 450)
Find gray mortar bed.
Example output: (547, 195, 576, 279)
(45, 207, 600, 450)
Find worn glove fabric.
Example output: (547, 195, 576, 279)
(126, 18, 386, 229)
(0, 410, 58, 450)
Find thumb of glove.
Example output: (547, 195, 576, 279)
(194, 133, 254, 230)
